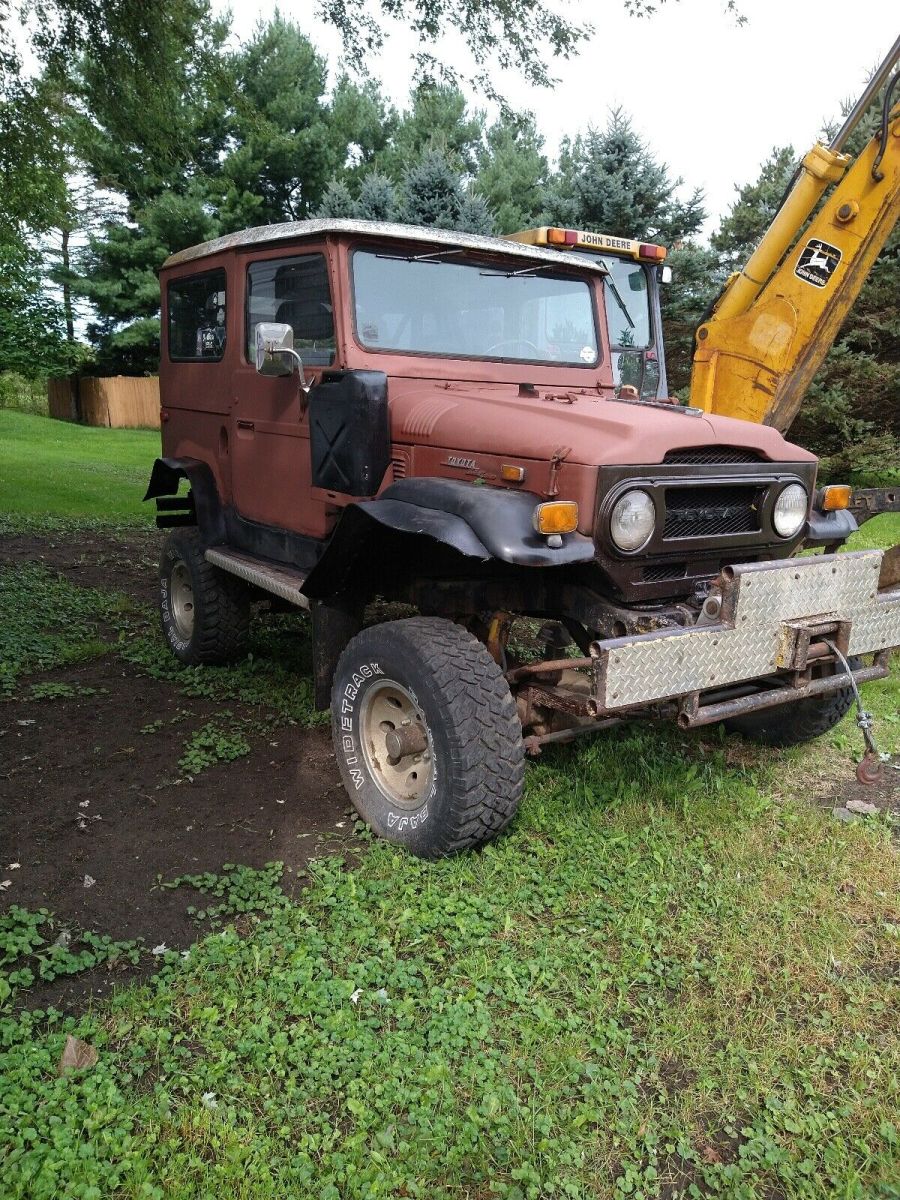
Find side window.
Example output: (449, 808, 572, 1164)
(246, 254, 335, 367)
(168, 270, 227, 361)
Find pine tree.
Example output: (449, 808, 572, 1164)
(357, 172, 397, 221)
(400, 148, 465, 229)
(544, 108, 705, 244)
(456, 191, 495, 236)
(329, 75, 397, 191)
(316, 180, 358, 219)
(81, 184, 219, 375)
(399, 148, 493, 234)
(215, 17, 337, 229)
(659, 244, 724, 395)
(376, 84, 484, 179)
(711, 146, 797, 266)
(475, 111, 547, 234)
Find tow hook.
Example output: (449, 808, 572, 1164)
(825, 639, 896, 785)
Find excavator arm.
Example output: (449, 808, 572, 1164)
(690, 37, 899, 433)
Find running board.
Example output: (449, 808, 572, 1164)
(205, 548, 310, 610)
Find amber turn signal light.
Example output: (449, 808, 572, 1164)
(547, 226, 577, 246)
(638, 243, 667, 262)
(501, 464, 526, 482)
(819, 484, 852, 511)
(533, 501, 578, 535)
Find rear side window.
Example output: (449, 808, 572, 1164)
(246, 254, 335, 367)
(167, 269, 227, 361)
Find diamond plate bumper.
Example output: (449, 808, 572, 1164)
(591, 550, 899, 713)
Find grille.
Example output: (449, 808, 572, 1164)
(391, 454, 408, 480)
(663, 485, 760, 539)
(663, 446, 765, 465)
(642, 563, 687, 582)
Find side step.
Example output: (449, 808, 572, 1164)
(205, 548, 310, 610)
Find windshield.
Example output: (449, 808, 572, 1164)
(567, 249, 656, 395)
(600, 259, 652, 350)
(352, 249, 599, 366)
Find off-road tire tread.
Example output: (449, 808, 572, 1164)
(336, 617, 525, 856)
(724, 661, 859, 748)
(161, 530, 250, 665)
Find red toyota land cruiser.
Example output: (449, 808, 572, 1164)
(146, 219, 900, 857)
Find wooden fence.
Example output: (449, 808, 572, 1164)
(48, 376, 160, 429)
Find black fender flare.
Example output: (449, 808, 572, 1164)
(803, 507, 858, 549)
(302, 478, 596, 600)
(143, 457, 225, 543)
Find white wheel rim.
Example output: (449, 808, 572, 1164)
(169, 561, 195, 639)
(359, 679, 434, 808)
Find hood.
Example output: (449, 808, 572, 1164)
(389, 382, 816, 465)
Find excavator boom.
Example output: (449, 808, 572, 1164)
(690, 37, 900, 432)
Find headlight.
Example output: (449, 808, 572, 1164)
(610, 489, 656, 551)
(773, 483, 808, 538)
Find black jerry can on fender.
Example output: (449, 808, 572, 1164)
(308, 370, 391, 496)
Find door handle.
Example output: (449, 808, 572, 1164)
(236, 419, 255, 430)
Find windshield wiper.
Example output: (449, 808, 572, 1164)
(478, 263, 557, 278)
(374, 249, 466, 264)
(599, 257, 635, 330)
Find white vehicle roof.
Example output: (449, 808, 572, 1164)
(163, 218, 609, 275)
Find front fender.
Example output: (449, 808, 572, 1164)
(302, 479, 596, 601)
(374, 479, 596, 567)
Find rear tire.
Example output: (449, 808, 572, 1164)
(724, 658, 860, 747)
(159, 531, 250, 665)
(331, 616, 525, 857)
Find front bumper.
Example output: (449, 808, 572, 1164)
(592, 550, 898, 719)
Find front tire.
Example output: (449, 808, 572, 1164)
(724, 658, 860, 747)
(332, 617, 525, 857)
(159, 531, 250, 665)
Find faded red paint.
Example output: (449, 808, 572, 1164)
(159, 230, 815, 539)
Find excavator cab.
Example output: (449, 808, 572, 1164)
(505, 227, 670, 400)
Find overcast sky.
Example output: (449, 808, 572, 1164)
(218, 0, 894, 237)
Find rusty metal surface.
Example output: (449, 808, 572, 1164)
(507, 655, 592, 684)
(676, 658, 889, 728)
(519, 681, 595, 718)
(849, 487, 900, 525)
(593, 550, 900, 711)
(163, 219, 609, 274)
(524, 718, 622, 756)
(880, 545, 900, 591)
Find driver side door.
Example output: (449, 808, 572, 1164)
(231, 247, 337, 540)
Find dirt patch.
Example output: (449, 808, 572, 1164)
(0, 529, 160, 604)
(1, 639, 348, 1010)
(814, 768, 899, 823)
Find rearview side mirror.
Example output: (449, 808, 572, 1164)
(255, 322, 307, 387)
(659, 265, 673, 284)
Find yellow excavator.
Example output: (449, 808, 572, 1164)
(692, 33, 899, 576)
(690, 35, 899, 429)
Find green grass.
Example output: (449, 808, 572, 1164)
(843, 511, 900, 552)
(1, 739, 898, 1199)
(1, 410, 899, 1198)
(0, 564, 133, 695)
(0, 410, 159, 524)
